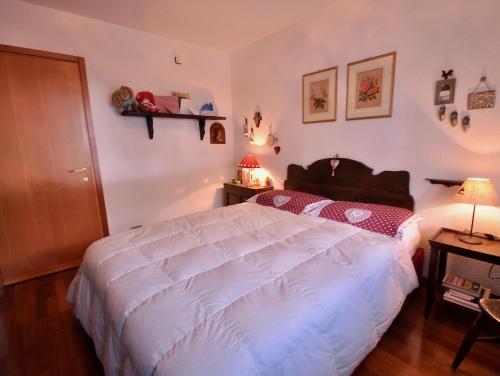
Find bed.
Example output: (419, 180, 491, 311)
(68, 157, 420, 376)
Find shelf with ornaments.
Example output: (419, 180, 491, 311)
(121, 110, 226, 140)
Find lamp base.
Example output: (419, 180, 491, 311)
(457, 234, 483, 245)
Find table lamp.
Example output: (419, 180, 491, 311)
(238, 155, 260, 186)
(454, 178, 499, 244)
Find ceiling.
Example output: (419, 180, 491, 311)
(22, 0, 337, 51)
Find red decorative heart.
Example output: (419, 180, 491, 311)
(274, 146, 281, 154)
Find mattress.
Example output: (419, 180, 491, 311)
(68, 202, 418, 376)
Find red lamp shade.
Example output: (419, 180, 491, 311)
(238, 154, 260, 168)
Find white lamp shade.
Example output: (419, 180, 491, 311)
(454, 178, 499, 206)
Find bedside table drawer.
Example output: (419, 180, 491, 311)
(226, 191, 245, 205)
(223, 183, 273, 207)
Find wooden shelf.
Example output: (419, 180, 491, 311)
(426, 178, 464, 187)
(122, 111, 226, 140)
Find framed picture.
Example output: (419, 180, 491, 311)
(346, 52, 396, 120)
(434, 78, 456, 105)
(210, 122, 226, 144)
(302, 66, 338, 123)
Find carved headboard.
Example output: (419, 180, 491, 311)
(284, 158, 414, 210)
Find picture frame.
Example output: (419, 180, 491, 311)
(434, 78, 456, 105)
(302, 66, 338, 124)
(346, 52, 396, 120)
(210, 122, 226, 144)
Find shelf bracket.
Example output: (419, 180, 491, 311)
(198, 119, 206, 140)
(146, 116, 154, 139)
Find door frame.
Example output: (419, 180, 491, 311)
(0, 44, 109, 239)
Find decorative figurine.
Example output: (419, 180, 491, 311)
(136, 91, 161, 112)
(254, 111, 262, 127)
(112, 86, 140, 113)
(200, 102, 217, 116)
(438, 105, 446, 121)
(450, 111, 458, 127)
(462, 115, 471, 132)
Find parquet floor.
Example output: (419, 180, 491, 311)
(1, 269, 499, 375)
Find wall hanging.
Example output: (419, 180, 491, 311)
(331, 154, 340, 176)
(346, 52, 395, 120)
(253, 111, 262, 127)
(438, 105, 446, 121)
(462, 115, 471, 132)
(210, 122, 226, 144)
(302, 66, 338, 123)
(273, 143, 281, 154)
(266, 124, 278, 146)
(450, 111, 458, 127)
(468, 76, 496, 110)
(434, 70, 456, 105)
(266, 124, 281, 154)
(242, 117, 249, 138)
(248, 125, 256, 144)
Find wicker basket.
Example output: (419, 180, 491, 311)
(468, 77, 496, 110)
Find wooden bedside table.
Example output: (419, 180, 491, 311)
(223, 182, 273, 206)
(425, 227, 500, 318)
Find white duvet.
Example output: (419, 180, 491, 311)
(68, 202, 418, 376)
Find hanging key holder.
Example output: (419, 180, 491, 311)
(468, 76, 496, 110)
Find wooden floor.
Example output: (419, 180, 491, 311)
(1, 269, 499, 375)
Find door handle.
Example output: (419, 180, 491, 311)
(67, 168, 87, 173)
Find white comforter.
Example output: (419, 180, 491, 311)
(68, 202, 418, 376)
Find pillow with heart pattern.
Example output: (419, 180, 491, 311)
(248, 189, 331, 215)
(318, 201, 418, 239)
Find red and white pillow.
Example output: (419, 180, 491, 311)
(249, 190, 420, 239)
(247, 190, 331, 215)
(317, 201, 419, 239)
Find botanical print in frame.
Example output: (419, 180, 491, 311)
(346, 52, 396, 120)
(303, 66, 338, 123)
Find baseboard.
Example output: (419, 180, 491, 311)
(4, 260, 81, 286)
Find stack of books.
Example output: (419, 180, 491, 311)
(442, 274, 491, 312)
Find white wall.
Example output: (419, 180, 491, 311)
(1, 0, 233, 233)
(231, 0, 500, 291)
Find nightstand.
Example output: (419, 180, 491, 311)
(223, 182, 273, 206)
(425, 227, 500, 318)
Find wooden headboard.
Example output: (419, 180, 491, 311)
(284, 158, 414, 210)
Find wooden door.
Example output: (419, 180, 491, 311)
(0, 45, 108, 285)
